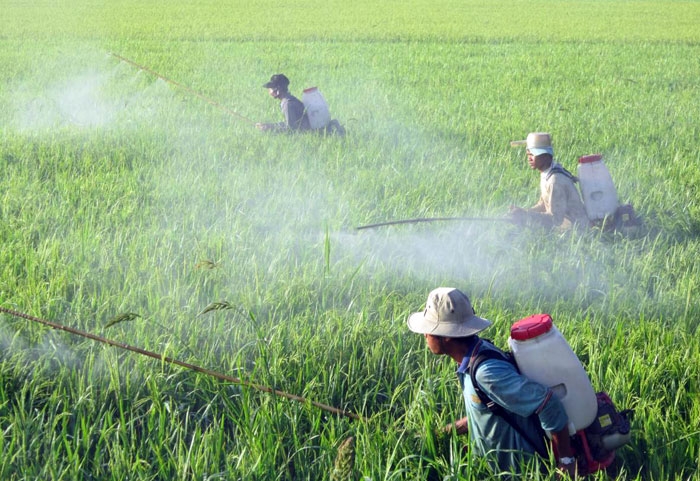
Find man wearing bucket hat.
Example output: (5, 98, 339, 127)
(408, 287, 577, 476)
(509, 132, 589, 230)
(256, 73, 311, 132)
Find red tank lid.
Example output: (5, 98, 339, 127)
(578, 154, 603, 164)
(510, 314, 553, 340)
(303, 87, 318, 93)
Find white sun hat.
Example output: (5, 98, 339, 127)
(407, 287, 492, 337)
(511, 132, 554, 156)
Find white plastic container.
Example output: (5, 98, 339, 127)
(302, 87, 331, 130)
(508, 314, 598, 434)
(577, 154, 619, 221)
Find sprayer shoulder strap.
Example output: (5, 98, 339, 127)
(546, 165, 578, 183)
(468, 340, 549, 458)
(468, 340, 517, 413)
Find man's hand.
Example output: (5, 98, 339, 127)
(443, 417, 469, 436)
(508, 206, 528, 226)
(551, 425, 578, 479)
(556, 456, 578, 479)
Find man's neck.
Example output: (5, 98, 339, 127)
(447, 336, 479, 363)
(538, 159, 554, 173)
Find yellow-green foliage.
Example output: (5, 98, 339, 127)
(3, 1, 700, 42)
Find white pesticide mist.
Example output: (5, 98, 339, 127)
(335, 206, 654, 318)
(12, 70, 112, 130)
(50, 73, 112, 128)
(3, 47, 632, 374)
(0, 321, 76, 369)
(133, 64, 619, 320)
(10, 56, 169, 132)
(335, 221, 510, 283)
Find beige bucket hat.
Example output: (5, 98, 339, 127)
(407, 287, 492, 337)
(511, 132, 554, 156)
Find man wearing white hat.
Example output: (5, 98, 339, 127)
(509, 132, 589, 230)
(407, 287, 576, 476)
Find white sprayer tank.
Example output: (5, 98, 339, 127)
(508, 314, 598, 433)
(302, 87, 331, 130)
(577, 154, 619, 221)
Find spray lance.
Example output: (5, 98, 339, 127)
(108, 52, 257, 126)
(356, 138, 550, 232)
(0, 306, 365, 422)
(356, 216, 511, 230)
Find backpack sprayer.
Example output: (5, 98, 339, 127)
(475, 314, 633, 475)
(301, 87, 331, 129)
(576, 154, 640, 230)
(301, 86, 345, 136)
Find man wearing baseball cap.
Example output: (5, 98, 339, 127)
(509, 132, 588, 230)
(408, 287, 577, 476)
(256, 73, 311, 132)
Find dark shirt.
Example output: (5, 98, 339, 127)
(279, 93, 310, 131)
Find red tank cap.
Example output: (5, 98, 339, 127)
(510, 314, 553, 340)
(578, 154, 603, 164)
(303, 87, 318, 93)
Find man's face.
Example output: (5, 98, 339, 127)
(424, 333, 446, 355)
(268, 87, 281, 99)
(527, 150, 551, 170)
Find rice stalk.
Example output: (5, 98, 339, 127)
(199, 301, 234, 316)
(104, 312, 141, 329)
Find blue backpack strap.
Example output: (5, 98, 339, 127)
(468, 340, 515, 415)
(546, 165, 578, 183)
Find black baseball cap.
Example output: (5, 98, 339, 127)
(263, 74, 290, 89)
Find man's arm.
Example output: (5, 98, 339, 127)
(256, 122, 285, 131)
(478, 360, 577, 473)
(542, 180, 569, 226)
(530, 197, 547, 213)
(550, 426, 577, 477)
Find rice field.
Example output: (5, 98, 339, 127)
(1, 1, 700, 480)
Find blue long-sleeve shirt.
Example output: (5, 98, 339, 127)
(457, 339, 569, 473)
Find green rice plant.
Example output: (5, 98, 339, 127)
(2, 0, 700, 479)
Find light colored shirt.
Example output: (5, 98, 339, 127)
(528, 162, 589, 229)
